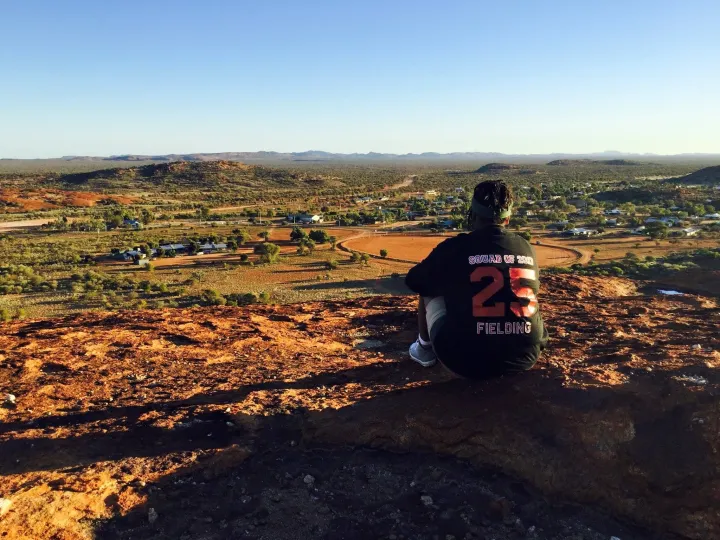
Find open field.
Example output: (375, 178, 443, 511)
(343, 233, 582, 266)
(554, 234, 720, 262)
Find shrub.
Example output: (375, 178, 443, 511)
(325, 259, 338, 270)
(379, 249, 388, 258)
(309, 229, 330, 244)
(200, 289, 226, 306)
(258, 291, 271, 304)
(518, 231, 532, 242)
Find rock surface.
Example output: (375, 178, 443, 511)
(0, 274, 718, 539)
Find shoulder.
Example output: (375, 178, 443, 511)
(499, 229, 533, 252)
(433, 233, 468, 251)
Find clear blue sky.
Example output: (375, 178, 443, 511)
(1, 0, 718, 158)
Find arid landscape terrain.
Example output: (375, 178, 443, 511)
(4, 2, 720, 536)
(0, 157, 719, 539)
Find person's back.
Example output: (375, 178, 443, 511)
(405, 180, 548, 379)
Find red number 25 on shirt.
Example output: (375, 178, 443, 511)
(470, 267, 538, 318)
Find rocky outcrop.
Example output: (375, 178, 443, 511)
(0, 275, 718, 539)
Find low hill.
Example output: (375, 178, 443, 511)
(671, 164, 720, 185)
(546, 159, 639, 166)
(1, 274, 719, 539)
(546, 159, 593, 166)
(595, 159, 640, 166)
(474, 163, 521, 173)
(52, 161, 344, 191)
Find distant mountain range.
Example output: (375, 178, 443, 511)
(44, 150, 720, 164)
(3, 151, 719, 167)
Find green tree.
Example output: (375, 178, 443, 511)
(258, 231, 270, 242)
(309, 229, 330, 244)
(290, 227, 307, 242)
(140, 208, 155, 225)
(646, 221, 668, 240)
(254, 242, 280, 264)
(236, 231, 251, 245)
(329, 235, 338, 251)
(297, 237, 316, 255)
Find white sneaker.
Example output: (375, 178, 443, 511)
(409, 339, 437, 367)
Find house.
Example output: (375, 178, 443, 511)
(438, 219, 456, 229)
(156, 243, 187, 254)
(355, 197, 373, 204)
(703, 213, 720, 220)
(199, 242, 228, 252)
(645, 217, 680, 226)
(563, 228, 596, 237)
(567, 199, 589, 209)
(683, 227, 701, 237)
(425, 190, 438, 197)
(606, 219, 619, 226)
(112, 248, 146, 261)
(287, 214, 323, 224)
(605, 208, 622, 216)
(123, 218, 141, 229)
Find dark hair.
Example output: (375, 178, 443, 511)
(467, 180, 514, 227)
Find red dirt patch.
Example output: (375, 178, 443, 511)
(343, 233, 580, 267)
(0, 188, 135, 212)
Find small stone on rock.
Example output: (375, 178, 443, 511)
(148, 508, 158, 524)
(303, 474, 315, 485)
(421, 495, 433, 506)
(0, 498, 12, 517)
(241, 495, 252, 504)
(4, 394, 16, 406)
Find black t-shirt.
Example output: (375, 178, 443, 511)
(405, 226, 547, 371)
